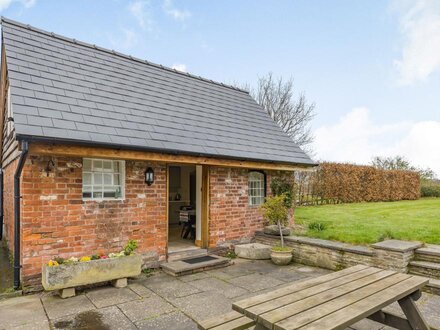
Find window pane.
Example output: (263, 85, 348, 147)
(83, 173, 91, 185)
(83, 192, 92, 198)
(113, 161, 120, 172)
(83, 159, 92, 171)
(113, 174, 120, 185)
(103, 160, 112, 172)
(93, 191, 103, 198)
(93, 173, 103, 185)
(103, 190, 116, 198)
(103, 173, 112, 185)
(93, 160, 103, 171)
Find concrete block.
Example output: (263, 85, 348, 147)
(235, 243, 271, 260)
(59, 287, 75, 299)
(112, 278, 127, 288)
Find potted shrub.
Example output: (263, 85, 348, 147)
(260, 194, 293, 265)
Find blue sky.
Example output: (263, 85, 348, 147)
(2, 0, 440, 175)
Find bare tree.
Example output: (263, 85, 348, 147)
(247, 73, 316, 152)
(371, 155, 436, 180)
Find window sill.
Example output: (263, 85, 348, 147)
(82, 198, 125, 202)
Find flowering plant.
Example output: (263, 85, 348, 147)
(47, 240, 138, 266)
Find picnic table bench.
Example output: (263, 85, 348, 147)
(229, 264, 433, 330)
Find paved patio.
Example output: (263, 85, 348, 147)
(0, 259, 439, 330)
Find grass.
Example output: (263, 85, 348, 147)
(293, 198, 440, 245)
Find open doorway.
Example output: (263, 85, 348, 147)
(167, 164, 202, 253)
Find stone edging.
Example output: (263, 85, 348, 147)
(281, 234, 374, 256)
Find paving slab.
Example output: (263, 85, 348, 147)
(0, 295, 48, 329)
(227, 273, 285, 292)
(169, 290, 233, 321)
(86, 287, 140, 308)
(117, 294, 175, 323)
(236, 259, 281, 274)
(41, 294, 95, 320)
(266, 267, 311, 282)
(179, 271, 211, 282)
(127, 283, 155, 297)
(51, 306, 136, 330)
(349, 318, 385, 330)
(143, 273, 201, 298)
(189, 277, 248, 298)
(135, 311, 198, 330)
(205, 264, 254, 280)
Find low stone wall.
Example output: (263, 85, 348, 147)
(255, 232, 421, 272)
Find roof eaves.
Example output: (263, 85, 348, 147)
(16, 133, 317, 168)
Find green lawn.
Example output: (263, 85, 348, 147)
(294, 198, 440, 245)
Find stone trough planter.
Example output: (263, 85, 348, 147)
(42, 255, 142, 298)
(235, 243, 272, 260)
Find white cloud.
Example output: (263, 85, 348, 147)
(393, 0, 440, 85)
(171, 63, 187, 72)
(163, 0, 191, 21)
(128, 0, 153, 31)
(313, 107, 440, 176)
(0, 0, 35, 11)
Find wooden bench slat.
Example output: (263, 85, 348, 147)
(246, 267, 385, 319)
(210, 316, 255, 330)
(198, 311, 244, 329)
(255, 269, 394, 327)
(283, 275, 428, 330)
(233, 264, 368, 312)
(268, 273, 409, 330)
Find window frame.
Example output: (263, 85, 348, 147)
(82, 158, 126, 201)
(248, 170, 266, 206)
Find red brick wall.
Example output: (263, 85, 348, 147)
(2, 158, 18, 253)
(20, 156, 167, 289)
(208, 167, 273, 247)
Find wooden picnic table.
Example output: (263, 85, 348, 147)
(233, 265, 432, 330)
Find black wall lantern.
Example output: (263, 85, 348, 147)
(145, 167, 154, 186)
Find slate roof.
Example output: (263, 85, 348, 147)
(1, 17, 314, 166)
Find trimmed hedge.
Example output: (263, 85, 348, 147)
(421, 182, 440, 197)
(300, 162, 420, 204)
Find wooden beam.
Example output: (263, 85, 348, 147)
(398, 293, 430, 330)
(201, 165, 209, 249)
(368, 310, 412, 330)
(28, 143, 310, 171)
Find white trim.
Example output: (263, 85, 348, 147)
(248, 171, 265, 206)
(82, 158, 125, 201)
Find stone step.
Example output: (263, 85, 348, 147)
(424, 279, 440, 296)
(415, 245, 440, 263)
(161, 255, 231, 276)
(408, 261, 440, 280)
(167, 248, 208, 262)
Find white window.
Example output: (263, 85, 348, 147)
(82, 158, 125, 200)
(249, 171, 265, 206)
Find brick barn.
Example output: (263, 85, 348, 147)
(0, 18, 314, 291)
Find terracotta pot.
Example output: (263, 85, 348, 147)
(270, 249, 293, 265)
